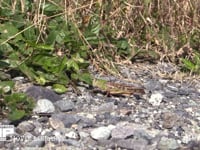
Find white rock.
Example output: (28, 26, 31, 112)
(148, 93, 164, 106)
(90, 126, 114, 140)
(65, 131, 79, 139)
(33, 99, 55, 114)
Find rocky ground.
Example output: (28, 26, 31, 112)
(0, 62, 200, 150)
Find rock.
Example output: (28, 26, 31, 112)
(65, 131, 80, 140)
(116, 138, 149, 150)
(149, 93, 164, 106)
(63, 139, 81, 147)
(79, 131, 90, 139)
(26, 86, 61, 102)
(161, 112, 180, 129)
(51, 113, 81, 128)
(16, 121, 35, 134)
(111, 125, 135, 139)
(33, 99, 55, 114)
(49, 117, 65, 130)
(97, 102, 116, 112)
(26, 137, 45, 147)
(54, 100, 75, 112)
(144, 80, 162, 91)
(90, 125, 115, 140)
(157, 137, 180, 150)
(166, 84, 179, 92)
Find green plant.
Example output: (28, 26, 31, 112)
(181, 51, 200, 74)
(0, 0, 93, 88)
(0, 81, 35, 121)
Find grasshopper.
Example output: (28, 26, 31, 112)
(92, 78, 145, 97)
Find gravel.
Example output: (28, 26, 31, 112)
(1, 62, 200, 149)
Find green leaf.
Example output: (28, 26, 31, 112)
(28, 42, 54, 51)
(0, 71, 11, 80)
(18, 63, 37, 81)
(43, 3, 62, 12)
(78, 73, 92, 85)
(57, 56, 67, 74)
(0, 81, 14, 93)
(8, 109, 25, 121)
(52, 84, 67, 94)
(35, 76, 47, 85)
(0, 60, 10, 68)
(46, 30, 57, 45)
(181, 58, 195, 71)
(4, 93, 35, 121)
(23, 24, 37, 41)
(67, 59, 79, 72)
(0, 23, 22, 41)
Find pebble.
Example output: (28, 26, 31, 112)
(116, 138, 149, 150)
(51, 113, 81, 127)
(26, 136, 45, 147)
(26, 86, 61, 102)
(148, 93, 164, 106)
(157, 136, 180, 150)
(54, 100, 75, 112)
(111, 125, 135, 139)
(33, 99, 55, 114)
(90, 125, 115, 140)
(16, 121, 35, 134)
(49, 117, 65, 129)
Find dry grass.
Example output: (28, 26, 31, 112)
(2, 0, 200, 74)
(63, 0, 199, 61)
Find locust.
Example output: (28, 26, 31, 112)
(92, 78, 145, 97)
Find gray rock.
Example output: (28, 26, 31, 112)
(33, 99, 55, 114)
(63, 139, 81, 147)
(54, 100, 75, 112)
(16, 121, 35, 134)
(97, 102, 116, 112)
(51, 113, 81, 127)
(144, 80, 162, 91)
(26, 86, 61, 102)
(90, 125, 115, 140)
(161, 112, 180, 129)
(116, 138, 149, 150)
(26, 137, 45, 147)
(157, 137, 180, 150)
(166, 84, 179, 92)
(111, 125, 135, 139)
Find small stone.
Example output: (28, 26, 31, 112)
(51, 113, 81, 127)
(65, 131, 79, 140)
(111, 125, 135, 139)
(79, 131, 90, 138)
(16, 121, 35, 134)
(49, 117, 65, 129)
(97, 102, 116, 112)
(26, 85, 61, 102)
(144, 80, 162, 91)
(26, 137, 45, 147)
(33, 99, 55, 114)
(90, 125, 115, 140)
(149, 93, 164, 106)
(157, 137, 180, 150)
(116, 139, 148, 150)
(54, 100, 75, 112)
(166, 85, 179, 92)
(161, 112, 180, 129)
